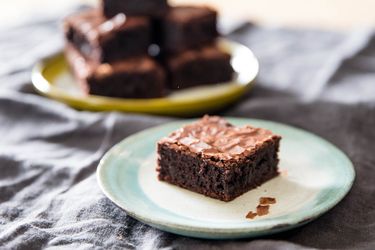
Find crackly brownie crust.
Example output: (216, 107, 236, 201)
(157, 116, 281, 202)
(159, 6, 218, 53)
(64, 9, 151, 64)
(165, 45, 233, 89)
(65, 43, 166, 98)
(102, 0, 169, 18)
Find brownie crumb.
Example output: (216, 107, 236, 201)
(245, 211, 257, 219)
(246, 196, 277, 219)
(259, 197, 276, 205)
(256, 205, 270, 216)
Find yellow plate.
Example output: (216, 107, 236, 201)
(32, 39, 259, 116)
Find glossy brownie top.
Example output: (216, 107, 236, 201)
(64, 9, 149, 43)
(159, 116, 281, 160)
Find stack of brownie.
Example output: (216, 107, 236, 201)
(64, 0, 234, 99)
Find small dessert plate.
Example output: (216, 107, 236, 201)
(31, 39, 258, 116)
(97, 118, 355, 239)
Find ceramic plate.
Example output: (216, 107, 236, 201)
(32, 39, 258, 116)
(97, 118, 355, 239)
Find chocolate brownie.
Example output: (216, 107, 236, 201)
(159, 6, 218, 53)
(64, 8, 151, 64)
(65, 43, 166, 98)
(165, 45, 233, 89)
(102, 0, 169, 18)
(157, 116, 281, 202)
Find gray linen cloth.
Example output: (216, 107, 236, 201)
(1, 14, 375, 250)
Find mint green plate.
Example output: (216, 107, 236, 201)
(97, 118, 355, 239)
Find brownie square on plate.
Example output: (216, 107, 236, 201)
(157, 116, 281, 202)
(159, 6, 218, 53)
(64, 9, 151, 64)
(165, 45, 233, 89)
(102, 0, 169, 18)
(65, 43, 166, 99)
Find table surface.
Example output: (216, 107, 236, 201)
(2, 0, 375, 30)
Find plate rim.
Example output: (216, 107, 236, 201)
(96, 118, 355, 238)
(31, 38, 259, 116)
